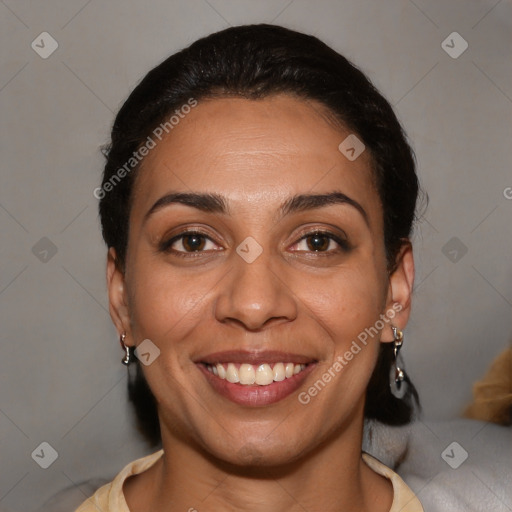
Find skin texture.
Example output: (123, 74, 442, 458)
(107, 94, 415, 512)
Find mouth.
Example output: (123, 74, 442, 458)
(203, 362, 307, 385)
(196, 351, 316, 407)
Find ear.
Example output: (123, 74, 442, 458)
(106, 247, 132, 346)
(380, 241, 415, 343)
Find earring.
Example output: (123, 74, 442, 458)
(120, 332, 132, 365)
(389, 325, 407, 399)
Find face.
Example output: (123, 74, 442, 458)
(108, 94, 414, 466)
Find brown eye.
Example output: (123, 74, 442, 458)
(159, 230, 220, 255)
(305, 233, 330, 252)
(181, 233, 206, 252)
(291, 230, 351, 254)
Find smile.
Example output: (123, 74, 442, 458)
(196, 351, 316, 406)
(204, 362, 307, 386)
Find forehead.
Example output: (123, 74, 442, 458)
(131, 94, 381, 225)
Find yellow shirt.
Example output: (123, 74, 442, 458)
(75, 450, 424, 511)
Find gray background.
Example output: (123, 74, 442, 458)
(1, 0, 511, 510)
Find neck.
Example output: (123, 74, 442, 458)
(125, 415, 393, 512)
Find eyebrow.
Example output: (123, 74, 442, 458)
(144, 191, 369, 226)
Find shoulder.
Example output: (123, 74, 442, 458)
(74, 449, 164, 512)
(74, 481, 111, 511)
(362, 452, 424, 512)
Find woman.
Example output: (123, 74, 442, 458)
(78, 24, 423, 512)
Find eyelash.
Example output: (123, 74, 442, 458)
(158, 229, 351, 258)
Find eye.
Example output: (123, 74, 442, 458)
(290, 230, 350, 254)
(159, 230, 220, 256)
(159, 228, 349, 258)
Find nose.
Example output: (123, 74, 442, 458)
(214, 246, 297, 331)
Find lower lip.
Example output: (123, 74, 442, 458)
(198, 364, 316, 407)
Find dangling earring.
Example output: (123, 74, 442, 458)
(120, 332, 131, 365)
(389, 325, 407, 399)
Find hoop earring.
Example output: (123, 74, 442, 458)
(120, 332, 132, 365)
(389, 325, 407, 399)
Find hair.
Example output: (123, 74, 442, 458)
(99, 24, 423, 447)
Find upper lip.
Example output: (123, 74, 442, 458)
(196, 350, 317, 366)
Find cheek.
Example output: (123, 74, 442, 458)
(126, 258, 214, 353)
(299, 262, 386, 341)
(124, 262, 216, 416)
(296, 262, 387, 396)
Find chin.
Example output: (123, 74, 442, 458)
(201, 430, 312, 470)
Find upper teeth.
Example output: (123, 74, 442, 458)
(205, 362, 307, 386)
